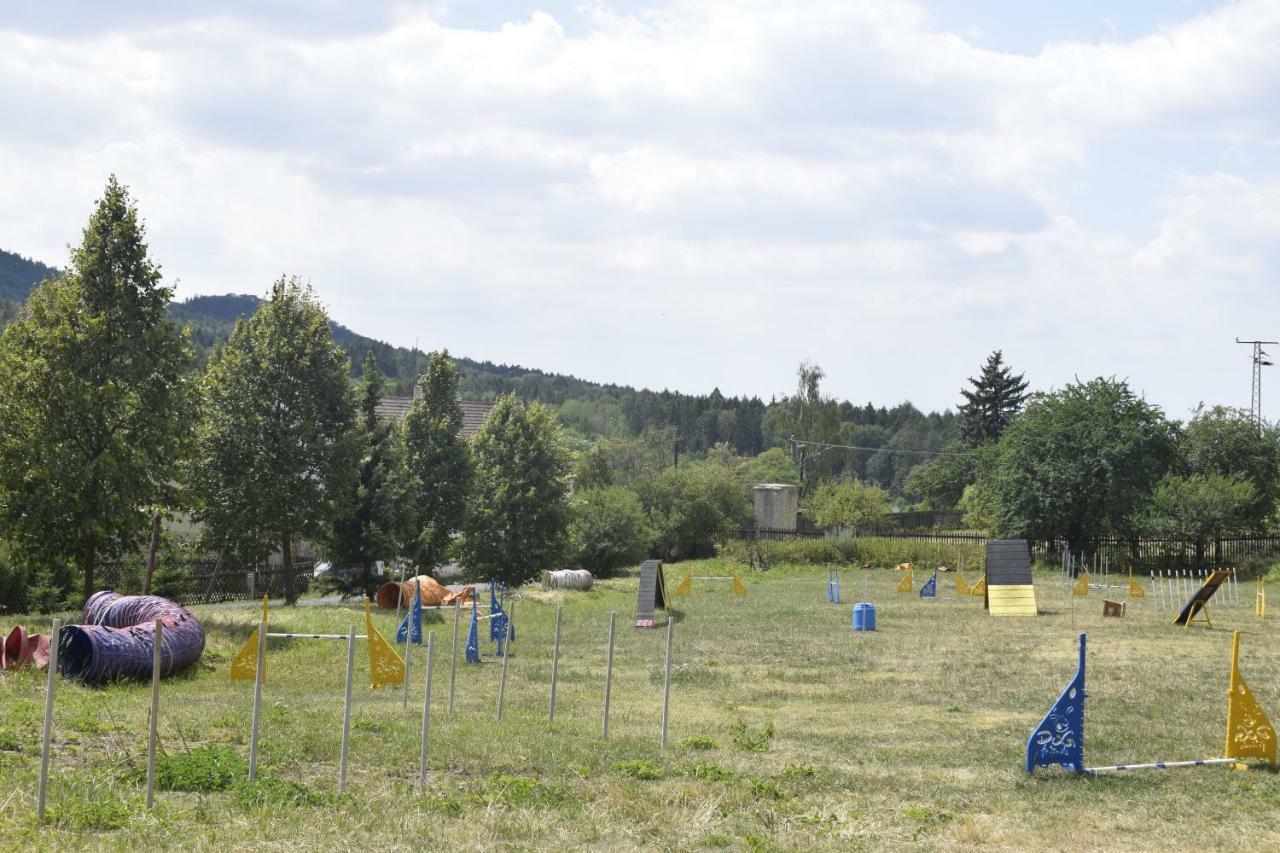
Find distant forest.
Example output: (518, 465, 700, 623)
(1, 253, 960, 498)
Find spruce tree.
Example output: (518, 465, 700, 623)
(0, 176, 194, 601)
(958, 350, 1029, 445)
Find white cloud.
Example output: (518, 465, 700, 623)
(1, 0, 1278, 416)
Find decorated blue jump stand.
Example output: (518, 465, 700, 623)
(1026, 633, 1086, 774)
(919, 568, 938, 599)
(465, 596, 481, 663)
(395, 580, 424, 645)
(490, 581, 513, 655)
(827, 566, 840, 604)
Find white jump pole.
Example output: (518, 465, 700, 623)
(338, 624, 356, 793)
(548, 604, 562, 722)
(402, 616, 412, 711)
(1087, 757, 1239, 774)
(660, 615, 674, 749)
(37, 617, 62, 822)
(448, 598, 460, 715)
(145, 619, 164, 809)
(602, 610, 616, 739)
(418, 631, 435, 786)
(248, 617, 267, 782)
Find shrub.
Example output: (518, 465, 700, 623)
(150, 745, 245, 791)
(639, 462, 751, 561)
(568, 486, 652, 575)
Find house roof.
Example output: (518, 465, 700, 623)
(375, 398, 495, 439)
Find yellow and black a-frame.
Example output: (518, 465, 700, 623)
(1173, 569, 1231, 628)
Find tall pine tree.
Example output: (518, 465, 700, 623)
(958, 350, 1029, 445)
(0, 176, 194, 602)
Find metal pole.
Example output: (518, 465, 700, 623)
(394, 563, 407, 626)
(660, 616, 674, 749)
(549, 605, 562, 722)
(402, 613, 413, 711)
(418, 631, 435, 785)
(37, 617, 61, 822)
(146, 619, 164, 809)
(602, 610, 616, 739)
(448, 599, 460, 715)
(497, 613, 512, 721)
(248, 618, 267, 782)
(338, 624, 356, 793)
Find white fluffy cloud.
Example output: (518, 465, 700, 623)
(2, 0, 1279, 416)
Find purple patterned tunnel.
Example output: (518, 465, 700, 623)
(59, 591, 205, 684)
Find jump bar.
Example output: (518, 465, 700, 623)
(267, 632, 369, 640)
(1085, 758, 1240, 775)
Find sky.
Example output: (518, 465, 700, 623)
(2, 0, 1279, 419)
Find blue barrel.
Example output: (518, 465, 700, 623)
(852, 602, 877, 631)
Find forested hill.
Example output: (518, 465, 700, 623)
(0, 263, 960, 495)
(0, 248, 60, 302)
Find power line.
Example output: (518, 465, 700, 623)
(788, 437, 976, 459)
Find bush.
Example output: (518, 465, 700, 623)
(568, 486, 652, 575)
(806, 479, 890, 530)
(639, 462, 751, 561)
(719, 536, 986, 569)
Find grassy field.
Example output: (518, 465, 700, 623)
(2, 560, 1279, 851)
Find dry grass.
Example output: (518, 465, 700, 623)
(2, 560, 1279, 851)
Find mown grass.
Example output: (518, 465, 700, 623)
(2, 560, 1279, 850)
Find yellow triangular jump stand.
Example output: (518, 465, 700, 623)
(1225, 631, 1277, 765)
(956, 572, 973, 597)
(676, 569, 692, 598)
(230, 596, 269, 682)
(896, 570, 913, 593)
(970, 575, 986, 597)
(1257, 580, 1266, 619)
(1128, 570, 1145, 599)
(732, 574, 747, 598)
(364, 597, 405, 688)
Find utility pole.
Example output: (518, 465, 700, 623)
(1236, 338, 1277, 431)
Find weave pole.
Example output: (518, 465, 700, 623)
(497, 608, 513, 721)
(37, 617, 61, 822)
(338, 625, 356, 793)
(145, 619, 164, 809)
(448, 599, 460, 714)
(402, 611, 413, 710)
(248, 617, 267, 782)
(418, 631, 435, 785)
(549, 605, 562, 721)
(660, 616, 674, 749)
(602, 610, 616, 739)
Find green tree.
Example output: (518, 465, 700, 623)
(398, 350, 472, 571)
(191, 277, 355, 605)
(638, 459, 752, 561)
(806, 479, 890, 531)
(574, 426, 677, 491)
(1179, 405, 1280, 529)
(459, 395, 570, 587)
(567, 486, 652, 574)
(767, 360, 842, 496)
(903, 442, 976, 509)
(0, 176, 194, 600)
(1144, 473, 1256, 540)
(958, 350, 1029, 445)
(743, 447, 800, 485)
(324, 352, 400, 596)
(988, 377, 1177, 552)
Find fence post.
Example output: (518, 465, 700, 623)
(146, 619, 164, 809)
(37, 617, 62, 822)
(549, 604, 562, 722)
(603, 610, 616, 739)
(660, 616, 674, 749)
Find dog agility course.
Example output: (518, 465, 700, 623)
(3, 558, 1280, 849)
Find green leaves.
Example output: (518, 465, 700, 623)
(459, 395, 569, 587)
(0, 177, 193, 600)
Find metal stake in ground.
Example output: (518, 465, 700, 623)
(37, 617, 62, 822)
(660, 615, 674, 749)
(418, 631, 435, 786)
(338, 624, 356, 793)
(146, 619, 164, 809)
(402, 607, 413, 710)
(448, 598, 460, 715)
(248, 617, 267, 782)
(549, 604, 562, 721)
(497, 607, 513, 721)
(602, 610, 616, 739)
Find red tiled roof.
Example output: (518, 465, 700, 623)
(375, 397, 495, 439)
